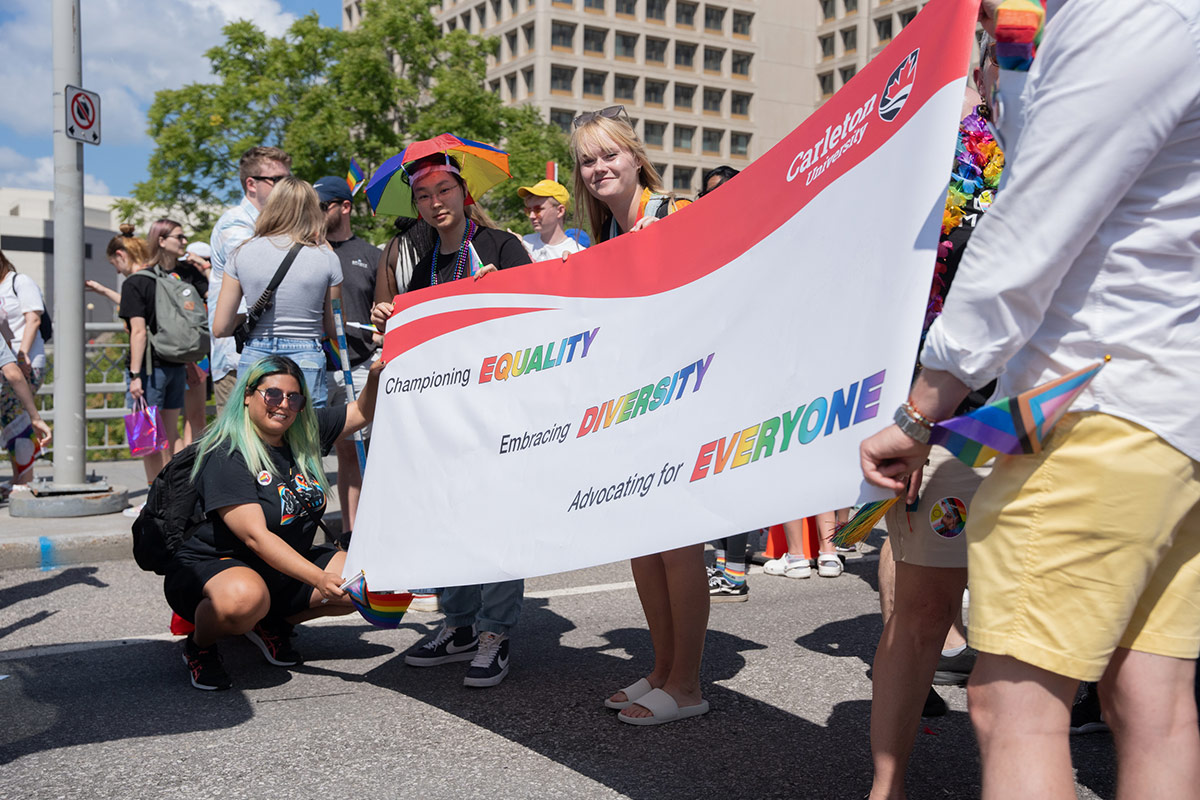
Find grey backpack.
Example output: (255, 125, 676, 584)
(147, 266, 209, 364)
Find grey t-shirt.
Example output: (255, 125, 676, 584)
(227, 236, 343, 339)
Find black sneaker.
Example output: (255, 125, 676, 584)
(921, 686, 948, 718)
(464, 632, 510, 688)
(933, 646, 977, 686)
(182, 635, 232, 691)
(709, 571, 749, 603)
(405, 624, 478, 667)
(1069, 682, 1109, 735)
(245, 620, 302, 666)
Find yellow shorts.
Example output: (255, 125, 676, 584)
(967, 412, 1200, 682)
(885, 447, 989, 569)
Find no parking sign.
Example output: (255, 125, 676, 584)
(64, 85, 100, 145)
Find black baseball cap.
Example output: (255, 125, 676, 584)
(313, 175, 353, 203)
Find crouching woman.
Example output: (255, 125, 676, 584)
(165, 354, 382, 690)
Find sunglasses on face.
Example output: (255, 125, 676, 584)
(572, 105, 630, 129)
(250, 175, 286, 185)
(256, 387, 307, 412)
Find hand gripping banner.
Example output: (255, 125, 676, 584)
(348, 0, 982, 589)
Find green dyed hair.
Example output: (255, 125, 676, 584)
(191, 355, 329, 495)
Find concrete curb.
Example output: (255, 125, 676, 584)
(1, 530, 133, 571)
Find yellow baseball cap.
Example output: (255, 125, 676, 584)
(517, 179, 570, 207)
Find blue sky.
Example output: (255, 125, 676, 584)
(0, 0, 342, 199)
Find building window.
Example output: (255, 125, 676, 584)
(899, 9, 917, 28)
(841, 27, 856, 53)
(552, 22, 576, 49)
(584, 27, 607, 54)
(646, 0, 666, 21)
(524, 23, 535, 48)
(843, 0, 857, 12)
(673, 166, 695, 193)
(645, 79, 667, 105)
(644, 121, 666, 147)
(615, 31, 637, 58)
(818, 71, 834, 97)
(615, 74, 637, 100)
(674, 83, 695, 110)
(674, 125, 695, 151)
(551, 66, 576, 93)
(676, 1, 697, 26)
(703, 87, 724, 113)
(490, 78, 501, 95)
(616, 0, 636, 15)
(702, 128, 723, 154)
(550, 109, 575, 132)
(646, 37, 667, 63)
(820, 0, 835, 21)
(731, 91, 750, 116)
(506, 30, 519, 58)
(523, 67, 534, 91)
(703, 47, 724, 72)
(552, 0, 573, 7)
(731, 131, 750, 157)
(510, 0, 519, 11)
(731, 51, 751, 76)
(704, 5, 725, 32)
(505, 73, 517, 97)
(675, 42, 696, 68)
(819, 34, 835, 59)
(875, 16, 893, 44)
(840, 65, 856, 85)
(585, 0, 605, 9)
(583, 70, 606, 97)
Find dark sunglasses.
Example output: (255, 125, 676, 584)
(250, 174, 285, 185)
(256, 387, 307, 412)
(572, 104, 630, 129)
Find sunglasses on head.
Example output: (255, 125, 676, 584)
(572, 105, 630, 129)
(256, 387, 307, 412)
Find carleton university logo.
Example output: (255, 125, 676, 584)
(879, 49, 919, 122)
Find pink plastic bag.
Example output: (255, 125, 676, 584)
(124, 399, 168, 457)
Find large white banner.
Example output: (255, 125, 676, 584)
(348, 0, 981, 589)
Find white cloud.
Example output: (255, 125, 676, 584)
(0, 0, 296, 146)
(0, 148, 112, 196)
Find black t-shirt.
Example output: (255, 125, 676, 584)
(178, 405, 347, 563)
(330, 236, 383, 367)
(406, 227, 532, 293)
(118, 270, 171, 369)
(171, 259, 209, 300)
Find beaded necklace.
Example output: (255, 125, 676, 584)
(430, 219, 478, 285)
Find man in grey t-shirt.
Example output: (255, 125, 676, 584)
(314, 175, 383, 534)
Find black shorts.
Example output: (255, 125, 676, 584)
(163, 544, 340, 623)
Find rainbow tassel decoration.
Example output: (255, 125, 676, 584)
(833, 498, 900, 548)
(929, 359, 1106, 468)
(346, 572, 412, 629)
(347, 158, 366, 196)
(993, 0, 1045, 70)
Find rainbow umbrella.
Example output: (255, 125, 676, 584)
(364, 133, 512, 217)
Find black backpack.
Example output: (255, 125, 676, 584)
(132, 442, 204, 574)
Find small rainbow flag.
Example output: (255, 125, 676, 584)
(347, 158, 365, 196)
(346, 572, 412, 629)
(833, 497, 899, 549)
(929, 359, 1105, 468)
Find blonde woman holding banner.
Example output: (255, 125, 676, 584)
(570, 106, 708, 726)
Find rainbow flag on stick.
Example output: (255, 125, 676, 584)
(929, 359, 1106, 468)
(347, 158, 366, 196)
(833, 497, 900, 548)
(345, 571, 412, 628)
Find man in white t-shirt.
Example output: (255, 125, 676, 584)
(517, 180, 586, 262)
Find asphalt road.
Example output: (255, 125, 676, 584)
(0, 541, 1117, 799)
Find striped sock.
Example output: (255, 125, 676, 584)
(713, 548, 727, 571)
(723, 561, 746, 585)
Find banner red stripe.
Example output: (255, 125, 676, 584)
(382, 306, 553, 361)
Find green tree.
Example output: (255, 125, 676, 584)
(125, 0, 571, 243)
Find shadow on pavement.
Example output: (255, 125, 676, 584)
(0, 568, 108, 642)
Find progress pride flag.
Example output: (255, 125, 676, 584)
(349, 0, 981, 589)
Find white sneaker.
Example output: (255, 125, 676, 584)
(763, 553, 812, 579)
(817, 553, 844, 578)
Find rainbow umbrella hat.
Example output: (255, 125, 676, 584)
(364, 133, 512, 217)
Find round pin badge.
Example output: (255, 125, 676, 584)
(929, 497, 967, 539)
(257, 470, 272, 486)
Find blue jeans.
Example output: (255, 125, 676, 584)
(441, 580, 525, 636)
(239, 337, 327, 409)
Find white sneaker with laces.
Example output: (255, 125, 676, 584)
(763, 553, 812, 579)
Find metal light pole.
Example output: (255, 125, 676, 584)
(51, 0, 86, 489)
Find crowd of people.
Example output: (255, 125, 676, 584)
(3, 0, 1197, 795)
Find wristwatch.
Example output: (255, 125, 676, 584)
(893, 403, 932, 444)
(129, 372, 144, 381)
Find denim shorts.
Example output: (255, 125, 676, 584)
(126, 364, 187, 410)
(239, 337, 327, 409)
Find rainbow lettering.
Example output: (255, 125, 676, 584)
(689, 369, 886, 482)
(577, 353, 715, 438)
(480, 327, 600, 383)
